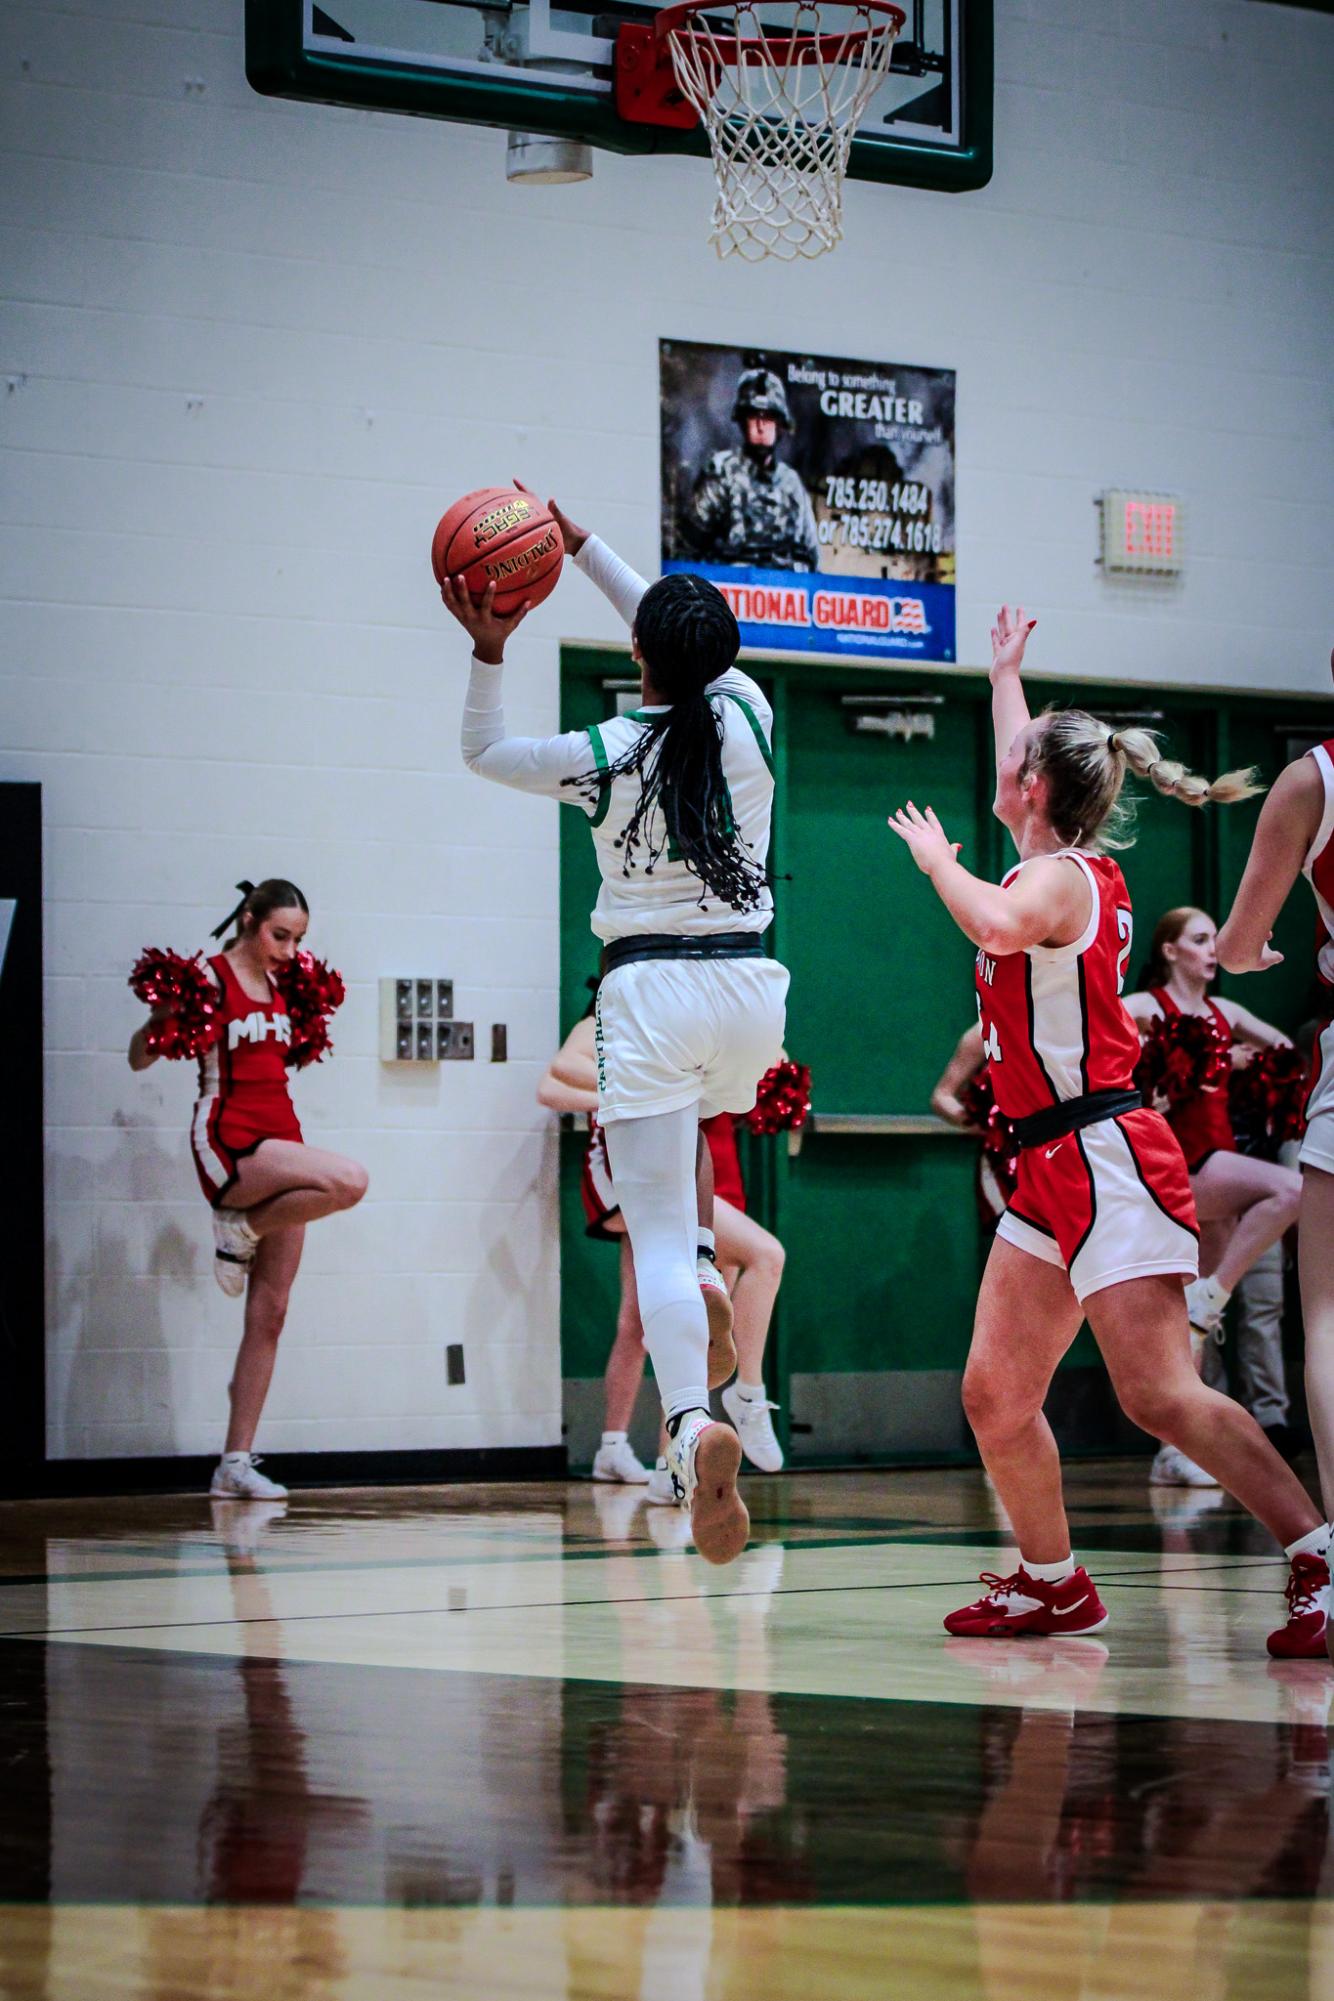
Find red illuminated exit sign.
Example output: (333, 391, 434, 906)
(1099, 490, 1184, 575)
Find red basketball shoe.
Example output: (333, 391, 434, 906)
(1266, 1551, 1331, 1661)
(944, 1565, 1109, 1638)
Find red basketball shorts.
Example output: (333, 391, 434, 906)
(996, 1107, 1198, 1303)
(191, 1088, 303, 1208)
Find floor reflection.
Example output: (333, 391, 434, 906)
(0, 1467, 1331, 2001)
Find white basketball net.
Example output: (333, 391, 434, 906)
(664, 2, 902, 261)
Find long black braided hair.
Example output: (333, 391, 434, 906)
(563, 573, 769, 912)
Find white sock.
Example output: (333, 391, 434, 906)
(664, 1389, 711, 1424)
(1194, 1272, 1231, 1311)
(1285, 1523, 1332, 1562)
(1022, 1554, 1076, 1583)
(697, 1228, 716, 1259)
(734, 1379, 766, 1402)
(221, 1450, 251, 1465)
(600, 1430, 627, 1448)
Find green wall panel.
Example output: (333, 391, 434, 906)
(558, 645, 1333, 1450)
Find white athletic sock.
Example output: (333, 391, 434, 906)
(697, 1228, 716, 1259)
(734, 1380, 766, 1403)
(664, 1390, 711, 1424)
(1285, 1523, 1332, 1562)
(600, 1430, 627, 1447)
(220, 1450, 252, 1466)
(1196, 1273, 1232, 1312)
(1022, 1554, 1076, 1584)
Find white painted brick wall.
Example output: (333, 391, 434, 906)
(3, 0, 1331, 1458)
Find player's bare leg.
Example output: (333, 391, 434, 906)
(694, 1125, 736, 1388)
(716, 1199, 785, 1471)
(1087, 1274, 1320, 1548)
(961, 1237, 1085, 1565)
(1298, 1166, 1334, 1522)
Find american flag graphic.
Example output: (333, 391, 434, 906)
(890, 598, 928, 634)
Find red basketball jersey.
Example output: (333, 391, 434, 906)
(975, 850, 1139, 1122)
(1304, 740, 1334, 992)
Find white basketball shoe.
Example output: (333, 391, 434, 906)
(209, 1452, 289, 1500)
(721, 1383, 784, 1472)
(591, 1434, 650, 1484)
(665, 1410, 748, 1566)
(212, 1211, 259, 1297)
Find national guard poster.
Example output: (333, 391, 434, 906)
(659, 339, 956, 661)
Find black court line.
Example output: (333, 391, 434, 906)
(0, 1557, 1284, 1645)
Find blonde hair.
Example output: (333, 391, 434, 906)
(1021, 710, 1263, 851)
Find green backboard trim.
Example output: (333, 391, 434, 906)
(245, 0, 994, 193)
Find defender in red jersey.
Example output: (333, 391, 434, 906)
(130, 880, 367, 1502)
(889, 607, 1327, 1656)
(1219, 681, 1334, 1664)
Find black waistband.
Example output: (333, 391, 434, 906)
(600, 932, 766, 975)
(1012, 1088, 1142, 1150)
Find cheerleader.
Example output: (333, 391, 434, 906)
(445, 500, 787, 1565)
(1123, 909, 1301, 1487)
(129, 879, 368, 1500)
(888, 605, 1327, 1655)
(1218, 684, 1334, 1657)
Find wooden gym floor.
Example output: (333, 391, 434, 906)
(1, 1461, 1331, 2000)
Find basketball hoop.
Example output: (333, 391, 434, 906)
(619, 1, 905, 261)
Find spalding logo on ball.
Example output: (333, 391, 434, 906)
(432, 487, 564, 615)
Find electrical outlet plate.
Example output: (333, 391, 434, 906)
(438, 1022, 474, 1061)
(379, 977, 466, 1061)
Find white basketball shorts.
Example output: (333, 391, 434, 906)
(1301, 1017, 1334, 1175)
(594, 953, 789, 1125)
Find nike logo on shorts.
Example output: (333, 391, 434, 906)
(1044, 1142, 1064, 1158)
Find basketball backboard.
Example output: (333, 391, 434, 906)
(245, 0, 991, 190)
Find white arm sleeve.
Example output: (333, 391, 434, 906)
(574, 535, 650, 629)
(460, 656, 598, 804)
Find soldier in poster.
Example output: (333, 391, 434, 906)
(684, 368, 820, 573)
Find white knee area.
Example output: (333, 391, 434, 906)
(604, 1106, 710, 1416)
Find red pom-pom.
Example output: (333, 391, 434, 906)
(127, 948, 225, 1061)
(1134, 1010, 1230, 1112)
(1229, 1044, 1307, 1149)
(745, 1060, 812, 1136)
(278, 950, 346, 1069)
(959, 1071, 1020, 1213)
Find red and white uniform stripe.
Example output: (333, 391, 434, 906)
(1301, 739, 1334, 1173)
(976, 850, 1198, 1303)
(191, 954, 303, 1206)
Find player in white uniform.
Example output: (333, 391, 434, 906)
(1219, 698, 1334, 1660)
(442, 498, 788, 1564)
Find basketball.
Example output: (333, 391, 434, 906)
(431, 486, 564, 615)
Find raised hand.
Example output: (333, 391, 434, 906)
(515, 478, 588, 557)
(887, 801, 962, 877)
(990, 604, 1037, 681)
(439, 576, 532, 664)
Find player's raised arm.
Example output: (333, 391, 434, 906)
(442, 577, 598, 802)
(517, 482, 649, 630)
(886, 802, 1088, 955)
(989, 605, 1036, 775)
(1216, 758, 1323, 974)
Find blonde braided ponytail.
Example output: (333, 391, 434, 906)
(1024, 711, 1263, 851)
